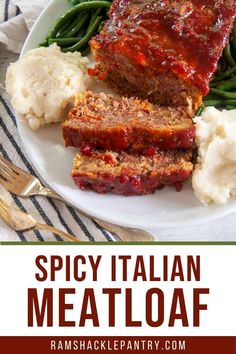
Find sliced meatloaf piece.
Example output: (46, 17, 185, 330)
(90, 0, 236, 110)
(62, 91, 195, 151)
(71, 149, 193, 196)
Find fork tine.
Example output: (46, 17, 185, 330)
(0, 176, 14, 193)
(0, 160, 16, 180)
(0, 169, 14, 183)
(0, 155, 29, 177)
(0, 155, 18, 176)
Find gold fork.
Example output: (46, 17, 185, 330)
(0, 155, 154, 242)
(0, 195, 79, 242)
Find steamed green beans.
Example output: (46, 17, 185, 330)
(212, 65, 236, 83)
(64, 12, 90, 37)
(200, 20, 236, 114)
(46, 1, 110, 39)
(223, 44, 236, 67)
(62, 16, 102, 52)
(216, 76, 236, 91)
(48, 37, 83, 46)
(41, 0, 111, 56)
(210, 88, 236, 99)
(204, 99, 236, 107)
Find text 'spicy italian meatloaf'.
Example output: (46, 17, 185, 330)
(62, 92, 195, 151)
(90, 0, 236, 110)
(71, 149, 193, 196)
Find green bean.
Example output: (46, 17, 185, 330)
(203, 93, 219, 100)
(57, 18, 76, 37)
(224, 105, 236, 110)
(62, 15, 102, 52)
(64, 12, 90, 37)
(196, 106, 204, 116)
(214, 57, 228, 78)
(205, 20, 236, 109)
(212, 65, 236, 83)
(39, 40, 49, 47)
(68, 0, 94, 6)
(223, 44, 236, 67)
(98, 21, 103, 32)
(58, 9, 91, 38)
(87, 8, 101, 31)
(210, 88, 236, 99)
(216, 76, 236, 91)
(58, 19, 72, 36)
(69, 0, 98, 5)
(48, 37, 82, 46)
(203, 99, 236, 107)
(68, 0, 108, 4)
(215, 62, 222, 75)
(46, 1, 111, 39)
(221, 58, 228, 73)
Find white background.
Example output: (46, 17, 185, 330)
(0, 245, 235, 336)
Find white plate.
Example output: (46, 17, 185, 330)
(17, 0, 236, 229)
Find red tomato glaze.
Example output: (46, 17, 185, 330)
(96, 0, 236, 95)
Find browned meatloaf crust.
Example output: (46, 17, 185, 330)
(90, 0, 236, 110)
(71, 149, 193, 196)
(62, 92, 195, 151)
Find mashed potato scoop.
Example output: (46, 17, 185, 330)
(6, 45, 91, 131)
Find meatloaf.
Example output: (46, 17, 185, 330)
(62, 91, 195, 151)
(71, 149, 193, 196)
(90, 0, 236, 110)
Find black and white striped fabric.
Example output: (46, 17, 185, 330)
(0, 0, 19, 23)
(0, 0, 114, 242)
(0, 0, 48, 53)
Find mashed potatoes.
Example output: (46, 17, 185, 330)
(6, 45, 90, 131)
(192, 107, 236, 204)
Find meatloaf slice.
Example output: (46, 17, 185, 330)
(62, 91, 195, 151)
(90, 0, 236, 110)
(71, 149, 193, 196)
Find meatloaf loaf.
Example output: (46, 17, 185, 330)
(90, 0, 236, 110)
(71, 149, 193, 196)
(62, 92, 195, 151)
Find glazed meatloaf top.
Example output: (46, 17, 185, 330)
(62, 91, 195, 150)
(91, 0, 236, 96)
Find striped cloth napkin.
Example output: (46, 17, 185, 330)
(0, 0, 115, 242)
(0, 0, 48, 53)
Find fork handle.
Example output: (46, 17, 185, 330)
(92, 220, 154, 242)
(36, 222, 79, 242)
(40, 188, 154, 242)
